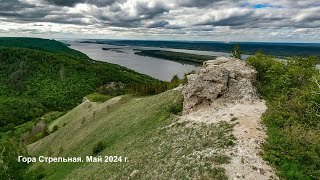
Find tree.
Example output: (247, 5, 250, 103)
(0, 139, 29, 179)
(313, 77, 320, 118)
(170, 75, 180, 86)
(231, 43, 243, 59)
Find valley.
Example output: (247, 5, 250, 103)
(1, 1, 320, 179)
(0, 37, 319, 180)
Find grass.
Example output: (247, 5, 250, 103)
(212, 155, 231, 165)
(28, 90, 235, 179)
(41, 112, 66, 124)
(86, 92, 112, 102)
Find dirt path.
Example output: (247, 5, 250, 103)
(182, 100, 278, 180)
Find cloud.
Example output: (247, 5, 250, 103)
(294, 7, 320, 23)
(0, 0, 35, 11)
(0, 0, 320, 41)
(176, 0, 223, 7)
(194, 8, 254, 26)
(146, 21, 169, 28)
(44, 0, 119, 7)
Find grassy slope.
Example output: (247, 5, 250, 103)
(28, 90, 235, 179)
(0, 38, 158, 130)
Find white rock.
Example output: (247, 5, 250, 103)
(182, 57, 258, 113)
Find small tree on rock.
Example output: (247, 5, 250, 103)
(231, 43, 243, 59)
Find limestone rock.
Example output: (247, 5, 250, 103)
(182, 57, 258, 113)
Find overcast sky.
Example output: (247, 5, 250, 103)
(0, 0, 319, 42)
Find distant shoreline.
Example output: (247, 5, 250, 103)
(77, 39, 320, 58)
(134, 49, 216, 66)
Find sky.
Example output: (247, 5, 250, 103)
(0, 0, 320, 42)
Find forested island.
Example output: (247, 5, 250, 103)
(134, 49, 216, 65)
(102, 47, 125, 53)
(83, 39, 320, 58)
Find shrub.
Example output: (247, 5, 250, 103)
(230, 117, 238, 121)
(168, 95, 184, 115)
(86, 93, 112, 102)
(22, 121, 49, 144)
(0, 138, 29, 179)
(42, 112, 65, 124)
(92, 141, 106, 155)
(246, 53, 320, 179)
(51, 125, 59, 133)
(230, 43, 243, 59)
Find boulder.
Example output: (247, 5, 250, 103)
(182, 57, 258, 113)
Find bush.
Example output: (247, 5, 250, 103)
(168, 95, 184, 115)
(21, 121, 49, 144)
(92, 141, 106, 155)
(246, 53, 320, 179)
(0, 139, 29, 179)
(42, 112, 65, 124)
(51, 125, 59, 133)
(25, 165, 46, 180)
(86, 93, 112, 102)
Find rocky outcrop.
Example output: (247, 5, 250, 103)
(181, 57, 278, 179)
(182, 57, 258, 113)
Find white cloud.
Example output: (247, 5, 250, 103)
(0, 0, 320, 42)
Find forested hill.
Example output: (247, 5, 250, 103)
(0, 38, 159, 132)
(0, 37, 88, 58)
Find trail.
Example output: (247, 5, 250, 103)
(182, 57, 278, 179)
(183, 100, 278, 179)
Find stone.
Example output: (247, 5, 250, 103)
(182, 57, 258, 113)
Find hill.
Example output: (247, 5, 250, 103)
(1, 38, 318, 179)
(28, 89, 237, 179)
(26, 57, 279, 179)
(0, 37, 87, 58)
(0, 38, 159, 132)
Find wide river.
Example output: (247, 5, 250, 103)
(69, 42, 235, 81)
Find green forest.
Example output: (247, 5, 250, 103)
(0, 38, 184, 179)
(0, 38, 162, 133)
(134, 49, 216, 65)
(0, 37, 87, 58)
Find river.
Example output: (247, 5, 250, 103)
(69, 42, 234, 81)
(67, 41, 319, 80)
